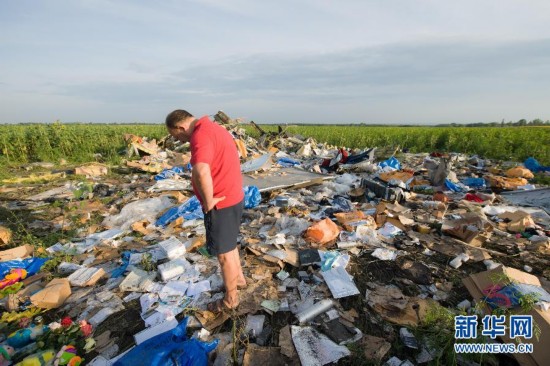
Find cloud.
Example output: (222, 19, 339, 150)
(59, 38, 550, 103)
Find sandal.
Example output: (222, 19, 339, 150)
(207, 298, 239, 314)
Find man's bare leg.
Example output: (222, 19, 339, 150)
(218, 250, 240, 308)
(232, 247, 247, 287)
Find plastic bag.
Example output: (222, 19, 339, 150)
(444, 179, 462, 192)
(524, 157, 550, 173)
(378, 156, 401, 171)
(103, 197, 174, 230)
(277, 157, 300, 168)
(113, 317, 218, 366)
(244, 185, 261, 208)
(110, 251, 133, 278)
(155, 196, 202, 227)
(0, 257, 48, 278)
(154, 164, 192, 181)
(462, 177, 486, 190)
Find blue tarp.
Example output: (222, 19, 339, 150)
(524, 157, 550, 173)
(155, 186, 261, 227)
(462, 177, 486, 190)
(113, 317, 218, 366)
(378, 156, 401, 171)
(154, 164, 192, 181)
(277, 157, 300, 168)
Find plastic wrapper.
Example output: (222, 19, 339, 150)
(277, 157, 300, 167)
(524, 157, 550, 173)
(155, 196, 202, 227)
(113, 317, 218, 366)
(244, 185, 261, 208)
(154, 164, 191, 181)
(0, 257, 48, 278)
(378, 156, 401, 171)
(103, 197, 173, 230)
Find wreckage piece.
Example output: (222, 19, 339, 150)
(242, 167, 332, 192)
(295, 299, 334, 324)
(501, 187, 550, 214)
(361, 178, 404, 203)
(241, 153, 273, 173)
(291, 325, 350, 366)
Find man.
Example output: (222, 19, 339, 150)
(165, 109, 246, 311)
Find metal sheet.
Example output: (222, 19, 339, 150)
(501, 188, 550, 214)
(242, 167, 333, 192)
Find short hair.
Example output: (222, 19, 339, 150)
(165, 109, 193, 128)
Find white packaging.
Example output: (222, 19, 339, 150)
(158, 258, 191, 282)
(158, 236, 186, 260)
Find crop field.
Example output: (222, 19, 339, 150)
(0, 123, 548, 175)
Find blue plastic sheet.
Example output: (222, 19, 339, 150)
(378, 156, 401, 171)
(277, 157, 300, 168)
(0, 257, 49, 278)
(524, 157, 550, 173)
(111, 251, 134, 278)
(113, 317, 218, 366)
(445, 179, 462, 192)
(244, 185, 261, 208)
(154, 164, 192, 181)
(155, 196, 203, 227)
(156, 186, 261, 227)
(462, 177, 486, 190)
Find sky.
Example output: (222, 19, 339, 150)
(1, 0, 550, 124)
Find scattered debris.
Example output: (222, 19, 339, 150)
(1, 112, 549, 365)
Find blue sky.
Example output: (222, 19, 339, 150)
(1, 0, 550, 124)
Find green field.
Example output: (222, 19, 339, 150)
(0, 123, 548, 175)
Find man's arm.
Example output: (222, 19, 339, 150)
(192, 162, 225, 212)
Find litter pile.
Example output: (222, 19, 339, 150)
(1, 112, 550, 366)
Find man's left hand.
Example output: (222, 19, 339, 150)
(205, 196, 226, 213)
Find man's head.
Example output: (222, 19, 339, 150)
(165, 109, 196, 142)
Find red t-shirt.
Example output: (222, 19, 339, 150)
(190, 116, 244, 209)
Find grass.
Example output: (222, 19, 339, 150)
(1, 123, 548, 177)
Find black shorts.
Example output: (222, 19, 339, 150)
(204, 199, 244, 256)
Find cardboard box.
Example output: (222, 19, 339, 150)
(442, 213, 493, 247)
(68, 267, 106, 287)
(0, 244, 33, 261)
(463, 266, 550, 366)
(30, 278, 71, 309)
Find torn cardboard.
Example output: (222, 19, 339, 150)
(463, 266, 550, 366)
(0, 244, 33, 261)
(30, 278, 71, 309)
